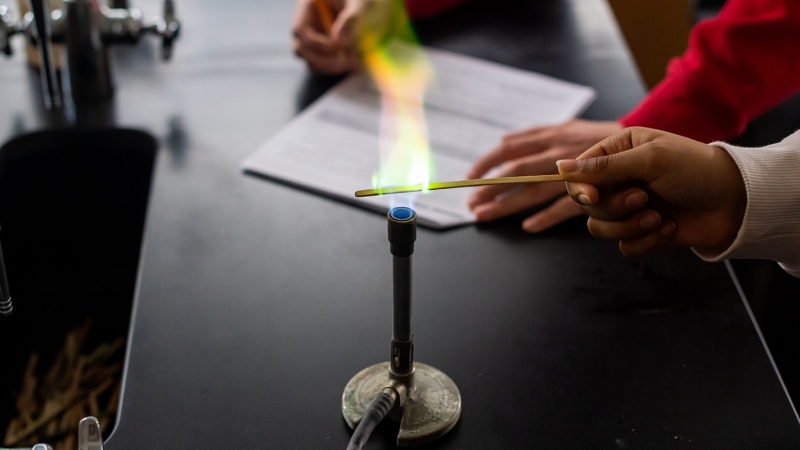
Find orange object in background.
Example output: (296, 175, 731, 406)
(606, 0, 693, 90)
(312, 0, 335, 32)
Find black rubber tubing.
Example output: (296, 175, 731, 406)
(346, 388, 398, 450)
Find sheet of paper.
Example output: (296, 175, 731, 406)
(243, 48, 596, 228)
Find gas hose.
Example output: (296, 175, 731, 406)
(345, 387, 398, 450)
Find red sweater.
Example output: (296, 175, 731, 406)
(620, 0, 800, 143)
(407, 0, 800, 143)
(405, 0, 466, 19)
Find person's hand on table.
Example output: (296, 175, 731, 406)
(292, 0, 392, 74)
(557, 127, 747, 257)
(466, 119, 622, 232)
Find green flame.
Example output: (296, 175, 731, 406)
(358, 0, 435, 193)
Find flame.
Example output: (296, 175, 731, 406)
(356, 0, 435, 200)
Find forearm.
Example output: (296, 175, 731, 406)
(621, 0, 800, 143)
(693, 131, 800, 277)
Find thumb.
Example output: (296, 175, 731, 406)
(556, 146, 658, 186)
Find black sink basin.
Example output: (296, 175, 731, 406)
(0, 129, 157, 437)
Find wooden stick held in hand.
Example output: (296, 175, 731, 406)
(355, 174, 565, 197)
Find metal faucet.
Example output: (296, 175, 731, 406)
(1, 416, 105, 450)
(0, 0, 180, 108)
(78, 416, 104, 450)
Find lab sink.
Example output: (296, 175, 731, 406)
(0, 129, 157, 438)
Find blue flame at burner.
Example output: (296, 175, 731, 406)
(389, 206, 415, 221)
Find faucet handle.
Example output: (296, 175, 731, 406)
(78, 416, 104, 450)
(0, 5, 22, 56)
(158, 0, 179, 61)
(32, 444, 55, 450)
(10, 418, 102, 450)
(98, 0, 179, 60)
(135, 0, 179, 60)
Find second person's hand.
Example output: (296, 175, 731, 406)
(466, 119, 622, 232)
(292, 0, 393, 75)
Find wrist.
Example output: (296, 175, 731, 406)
(692, 144, 748, 259)
(692, 144, 746, 255)
(719, 146, 747, 249)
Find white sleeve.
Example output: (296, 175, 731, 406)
(691, 130, 800, 278)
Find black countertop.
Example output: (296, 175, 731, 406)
(1, 0, 798, 448)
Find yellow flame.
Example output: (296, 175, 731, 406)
(357, 0, 434, 192)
